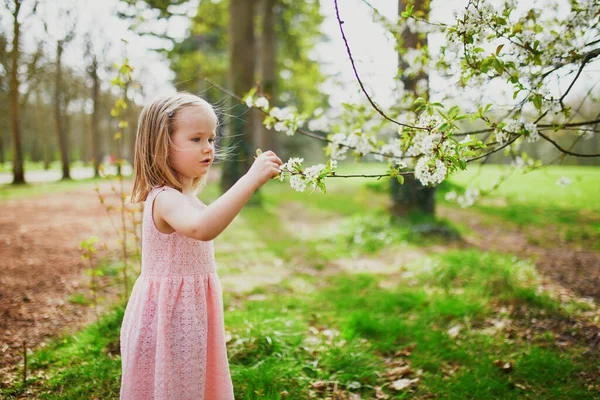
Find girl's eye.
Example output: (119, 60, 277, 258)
(192, 138, 215, 143)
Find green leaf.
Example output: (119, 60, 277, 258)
(401, 4, 414, 18)
(493, 58, 504, 74)
(244, 87, 257, 99)
(496, 44, 505, 55)
(532, 94, 542, 110)
(396, 175, 405, 185)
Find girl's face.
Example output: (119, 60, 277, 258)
(168, 104, 217, 179)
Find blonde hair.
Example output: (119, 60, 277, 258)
(130, 91, 233, 203)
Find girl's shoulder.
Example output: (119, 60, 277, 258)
(151, 185, 180, 194)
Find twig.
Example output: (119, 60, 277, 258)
(205, 78, 421, 161)
(559, 48, 600, 104)
(22, 340, 27, 386)
(333, 0, 427, 131)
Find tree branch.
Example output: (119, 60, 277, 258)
(205, 78, 422, 161)
(333, 0, 426, 131)
(559, 47, 600, 103)
(538, 131, 600, 157)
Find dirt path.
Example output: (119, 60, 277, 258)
(0, 179, 134, 379)
(438, 205, 600, 304)
(438, 205, 600, 375)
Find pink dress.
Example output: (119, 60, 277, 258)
(120, 185, 234, 400)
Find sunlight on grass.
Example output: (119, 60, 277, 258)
(448, 164, 599, 212)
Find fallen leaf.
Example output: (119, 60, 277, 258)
(375, 386, 390, 399)
(346, 381, 361, 390)
(385, 365, 411, 379)
(390, 378, 419, 391)
(514, 383, 528, 390)
(395, 344, 416, 357)
(447, 325, 461, 338)
(493, 359, 512, 372)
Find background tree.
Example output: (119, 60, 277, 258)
(5, 0, 38, 185)
(390, 0, 435, 218)
(221, 0, 257, 197)
(256, 0, 277, 153)
(42, 4, 77, 180)
(84, 32, 106, 178)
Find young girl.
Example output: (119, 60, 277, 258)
(120, 92, 283, 399)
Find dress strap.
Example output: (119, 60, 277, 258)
(146, 186, 181, 236)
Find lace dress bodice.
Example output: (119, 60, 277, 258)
(141, 186, 216, 276)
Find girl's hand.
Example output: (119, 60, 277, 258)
(246, 149, 283, 190)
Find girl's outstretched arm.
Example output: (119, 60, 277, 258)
(156, 151, 282, 241)
(155, 174, 256, 241)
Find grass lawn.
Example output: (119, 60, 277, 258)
(1, 162, 598, 399)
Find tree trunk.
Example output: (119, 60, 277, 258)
(54, 40, 71, 180)
(9, 0, 25, 185)
(390, 0, 435, 217)
(87, 48, 102, 177)
(0, 133, 5, 164)
(258, 0, 277, 153)
(222, 0, 259, 202)
(35, 88, 51, 170)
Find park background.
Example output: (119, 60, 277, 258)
(0, 0, 599, 398)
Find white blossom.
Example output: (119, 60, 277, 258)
(418, 114, 444, 130)
(445, 190, 457, 201)
(556, 176, 572, 187)
(285, 157, 303, 172)
(290, 175, 306, 192)
(460, 135, 472, 144)
(457, 188, 480, 208)
(414, 156, 447, 186)
(524, 122, 539, 143)
(511, 156, 530, 168)
(254, 96, 269, 110)
(304, 164, 326, 180)
(327, 133, 350, 160)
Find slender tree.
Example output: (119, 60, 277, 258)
(84, 33, 104, 178)
(44, 9, 76, 181)
(7, 0, 27, 184)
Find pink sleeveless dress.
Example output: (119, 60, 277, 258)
(119, 185, 234, 400)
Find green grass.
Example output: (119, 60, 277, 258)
(0, 160, 133, 173)
(3, 248, 595, 399)
(0, 176, 120, 201)
(448, 164, 599, 212)
(437, 164, 600, 251)
(0, 160, 86, 173)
